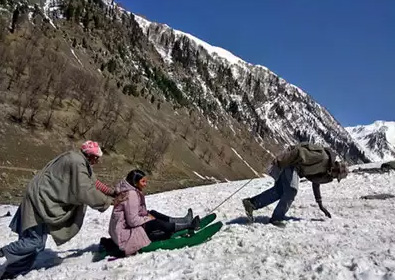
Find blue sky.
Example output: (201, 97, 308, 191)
(118, 0, 394, 127)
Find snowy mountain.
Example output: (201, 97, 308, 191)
(346, 121, 395, 162)
(133, 15, 368, 163)
(1, 166, 395, 279)
(1, 0, 370, 166)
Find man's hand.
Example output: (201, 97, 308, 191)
(112, 192, 128, 206)
(318, 202, 332, 218)
(148, 214, 156, 220)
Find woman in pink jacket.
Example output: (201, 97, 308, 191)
(106, 169, 200, 257)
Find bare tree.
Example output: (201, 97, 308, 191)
(100, 87, 121, 120)
(204, 152, 213, 165)
(43, 67, 72, 129)
(53, 38, 62, 51)
(188, 138, 198, 151)
(69, 71, 100, 137)
(202, 126, 211, 142)
(43, 51, 67, 100)
(129, 142, 142, 164)
(92, 124, 125, 152)
(226, 156, 235, 167)
(180, 124, 190, 140)
(200, 147, 209, 160)
(141, 130, 171, 173)
(122, 107, 135, 138)
(0, 43, 10, 96)
(8, 42, 34, 90)
(0, 17, 7, 43)
(217, 146, 225, 159)
(13, 58, 44, 123)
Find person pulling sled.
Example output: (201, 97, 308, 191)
(242, 142, 349, 226)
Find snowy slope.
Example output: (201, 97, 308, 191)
(346, 121, 395, 162)
(1, 169, 395, 279)
(134, 15, 267, 71)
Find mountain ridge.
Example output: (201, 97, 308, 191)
(346, 121, 395, 162)
(132, 12, 369, 163)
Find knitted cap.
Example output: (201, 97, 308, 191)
(81, 140, 103, 157)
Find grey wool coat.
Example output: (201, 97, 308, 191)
(11, 150, 113, 245)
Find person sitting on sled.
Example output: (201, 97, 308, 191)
(102, 169, 200, 257)
(242, 142, 349, 226)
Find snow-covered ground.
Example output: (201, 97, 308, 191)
(1, 169, 395, 279)
(349, 161, 385, 172)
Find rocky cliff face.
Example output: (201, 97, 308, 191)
(134, 15, 369, 163)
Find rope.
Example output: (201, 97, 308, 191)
(208, 178, 254, 214)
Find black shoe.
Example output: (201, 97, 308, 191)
(269, 218, 286, 228)
(242, 198, 255, 222)
(191, 215, 200, 230)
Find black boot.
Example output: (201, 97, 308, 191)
(174, 215, 200, 232)
(169, 208, 193, 224)
(99, 238, 125, 258)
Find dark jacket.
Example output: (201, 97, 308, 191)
(273, 143, 338, 203)
(275, 142, 336, 184)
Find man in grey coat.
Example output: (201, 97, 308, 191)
(0, 141, 113, 279)
(242, 143, 349, 226)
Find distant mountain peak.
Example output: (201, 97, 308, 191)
(346, 121, 395, 162)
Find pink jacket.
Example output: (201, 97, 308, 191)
(109, 180, 153, 255)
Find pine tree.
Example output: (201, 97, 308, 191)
(82, 11, 90, 29)
(65, 3, 74, 21)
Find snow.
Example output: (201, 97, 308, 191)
(1, 169, 395, 279)
(348, 161, 386, 172)
(346, 121, 395, 162)
(348, 121, 395, 147)
(134, 15, 244, 66)
(134, 15, 150, 34)
(173, 30, 244, 66)
(193, 171, 205, 180)
(70, 49, 83, 66)
(43, 0, 57, 28)
(134, 15, 251, 72)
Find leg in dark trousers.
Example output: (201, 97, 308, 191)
(144, 219, 175, 241)
(145, 210, 199, 241)
(149, 209, 193, 224)
(148, 210, 171, 222)
(1, 224, 47, 279)
(246, 167, 299, 221)
(249, 180, 283, 210)
(271, 167, 299, 221)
